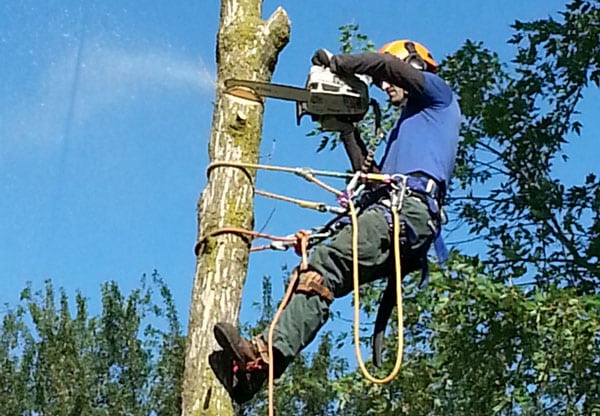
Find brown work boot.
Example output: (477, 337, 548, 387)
(212, 322, 269, 404)
(214, 322, 269, 371)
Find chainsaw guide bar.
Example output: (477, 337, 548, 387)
(225, 66, 371, 130)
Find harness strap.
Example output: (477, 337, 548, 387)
(372, 277, 396, 368)
(405, 175, 449, 265)
(234, 335, 270, 373)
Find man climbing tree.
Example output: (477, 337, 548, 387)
(212, 39, 462, 404)
(181, 1, 290, 415)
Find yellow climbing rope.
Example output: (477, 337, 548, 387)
(349, 197, 405, 384)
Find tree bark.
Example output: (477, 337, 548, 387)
(181, 1, 290, 415)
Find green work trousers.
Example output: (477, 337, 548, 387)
(263, 193, 435, 369)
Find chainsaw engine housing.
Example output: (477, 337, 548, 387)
(296, 66, 371, 129)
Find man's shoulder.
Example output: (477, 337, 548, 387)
(422, 72, 454, 105)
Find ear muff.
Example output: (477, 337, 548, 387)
(403, 41, 426, 71)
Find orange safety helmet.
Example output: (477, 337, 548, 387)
(378, 40, 438, 73)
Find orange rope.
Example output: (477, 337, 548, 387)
(293, 230, 310, 270)
(265, 229, 310, 416)
(194, 227, 296, 255)
(266, 272, 298, 416)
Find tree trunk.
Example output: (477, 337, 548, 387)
(181, 1, 290, 415)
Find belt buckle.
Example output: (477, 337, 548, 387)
(425, 178, 435, 195)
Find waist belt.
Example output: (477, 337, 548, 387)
(366, 174, 448, 265)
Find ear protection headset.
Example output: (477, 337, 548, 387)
(403, 41, 427, 71)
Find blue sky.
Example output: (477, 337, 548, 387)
(1, 0, 596, 331)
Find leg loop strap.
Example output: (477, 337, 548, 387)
(295, 270, 334, 303)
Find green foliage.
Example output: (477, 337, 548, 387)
(239, 256, 600, 415)
(0, 271, 184, 415)
(441, 0, 600, 288)
(338, 23, 376, 55)
(327, 255, 600, 415)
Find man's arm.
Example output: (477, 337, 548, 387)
(330, 52, 426, 97)
(339, 127, 380, 173)
(340, 127, 366, 171)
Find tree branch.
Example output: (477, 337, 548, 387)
(475, 140, 504, 158)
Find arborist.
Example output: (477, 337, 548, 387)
(213, 39, 462, 404)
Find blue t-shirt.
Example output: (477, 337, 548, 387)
(379, 72, 461, 190)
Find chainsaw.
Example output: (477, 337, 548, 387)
(224, 64, 371, 131)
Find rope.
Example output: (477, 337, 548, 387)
(255, 189, 346, 214)
(194, 227, 296, 255)
(209, 160, 345, 198)
(266, 231, 310, 416)
(208, 159, 397, 185)
(267, 272, 298, 416)
(294, 230, 311, 269)
(208, 160, 353, 180)
(349, 197, 405, 384)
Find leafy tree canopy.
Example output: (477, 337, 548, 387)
(0, 272, 184, 416)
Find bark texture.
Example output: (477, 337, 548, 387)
(181, 1, 290, 415)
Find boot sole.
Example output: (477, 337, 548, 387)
(208, 350, 234, 393)
(212, 323, 259, 405)
(209, 349, 256, 405)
